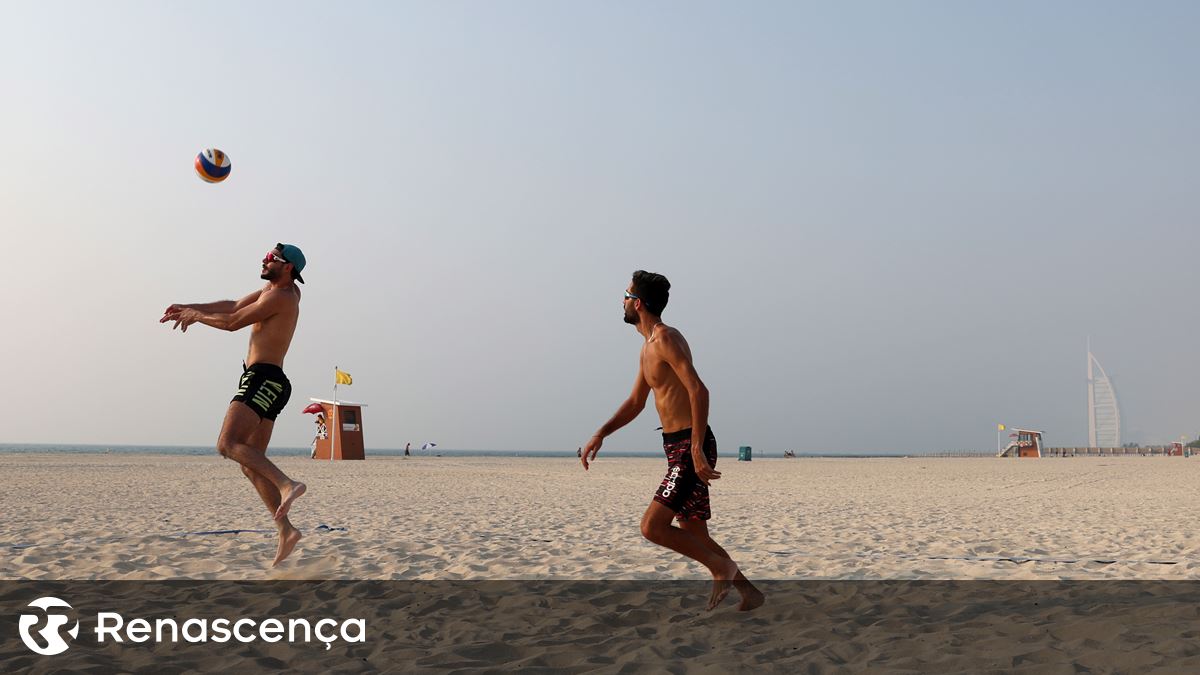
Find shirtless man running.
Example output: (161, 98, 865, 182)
(582, 271, 764, 611)
(160, 243, 308, 566)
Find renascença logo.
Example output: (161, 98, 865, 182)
(19, 597, 80, 656)
(16, 596, 366, 654)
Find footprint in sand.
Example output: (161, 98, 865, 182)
(268, 554, 339, 580)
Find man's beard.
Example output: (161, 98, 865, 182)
(623, 306, 638, 324)
(261, 267, 279, 281)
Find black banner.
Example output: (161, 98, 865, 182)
(3, 581, 1199, 673)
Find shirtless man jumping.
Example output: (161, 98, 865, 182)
(582, 270, 764, 611)
(161, 243, 308, 566)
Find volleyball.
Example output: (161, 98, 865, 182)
(194, 148, 232, 183)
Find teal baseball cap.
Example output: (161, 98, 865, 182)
(276, 243, 306, 284)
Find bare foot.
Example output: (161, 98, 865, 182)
(736, 580, 765, 612)
(274, 481, 306, 521)
(706, 558, 740, 610)
(272, 528, 302, 567)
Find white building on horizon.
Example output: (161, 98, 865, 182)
(1087, 345, 1121, 447)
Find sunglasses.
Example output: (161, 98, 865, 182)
(624, 291, 640, 301)
(263, 251, 290, 264)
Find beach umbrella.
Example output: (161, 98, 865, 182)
(302, 403, 325, 415)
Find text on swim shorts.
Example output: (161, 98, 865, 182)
(661, 465, 681, 499)
(251, 380, 285, 413)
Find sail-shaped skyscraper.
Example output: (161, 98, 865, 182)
(1087, 344, 1121, 447)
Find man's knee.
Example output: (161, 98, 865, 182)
(217, 433, 256, 458)
(240, 463, 257, 479)
(639, 520, 657, 543)
(640, 512, 672, 543)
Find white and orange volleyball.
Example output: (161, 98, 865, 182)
(194, 148, 232, 183)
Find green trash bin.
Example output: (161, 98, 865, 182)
(738, 446, 752, 461)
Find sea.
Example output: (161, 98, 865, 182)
(0, 444, 921, 459)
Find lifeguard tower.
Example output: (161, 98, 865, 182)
(998, 429, 1043, 458)
(309, 398, 367, 460)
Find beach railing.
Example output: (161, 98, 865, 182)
(1041, 446, 1184, 457)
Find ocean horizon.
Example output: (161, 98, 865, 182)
(0, 443, 949, 459)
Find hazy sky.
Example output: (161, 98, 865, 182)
(2, 2, 1197, 454)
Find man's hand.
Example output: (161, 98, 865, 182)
(161, 307, 199, 332)
(692, 448, 721, 485)
(160, 304, 185, 323)
(581, 435, 603, 471)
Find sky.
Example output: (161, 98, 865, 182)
(1, 1, 1197, 454)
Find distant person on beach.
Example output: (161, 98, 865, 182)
(160, 243, 308, 566)
(581, 270, 763, 612)
(311, 414, 326, 459)
(405, 442, 411, 457)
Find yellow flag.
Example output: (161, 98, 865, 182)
(997, 423, 1005, 431)
(335, 369, 353, 385)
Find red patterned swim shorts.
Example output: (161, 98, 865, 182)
(654, 426, 718, 521)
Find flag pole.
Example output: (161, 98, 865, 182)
(331, 366, 338, 462)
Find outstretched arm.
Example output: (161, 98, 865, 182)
(161, 288, 284, 333)
(581, 363, 651, 470)
(660, 331, 718, 484)
(161, 289, 263, 321)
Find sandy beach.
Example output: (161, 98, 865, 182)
(3, 454, 1199, 581)
(7, 454, 1200, 672)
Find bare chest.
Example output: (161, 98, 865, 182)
(640, 346, 675, 388)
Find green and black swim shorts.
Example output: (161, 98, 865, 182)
(232, 362, 292, 421)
